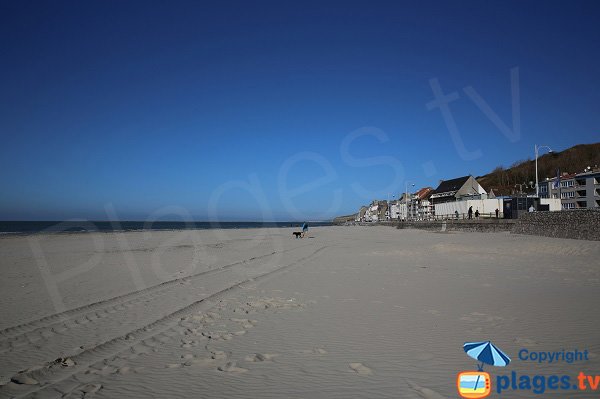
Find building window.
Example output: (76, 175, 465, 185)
(561, 191, 575, 199)
(563, 203, 575, 209)
(560, 180, 574, 188)
(540, 185, 548, 193)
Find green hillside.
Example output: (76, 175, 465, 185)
(477, 142, 600, 195)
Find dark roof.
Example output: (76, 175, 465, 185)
(432, 175, 470, 194)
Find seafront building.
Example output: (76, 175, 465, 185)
(389, 201, 402, 220)
(430, 175, 503, 218)
(429, 175, 487, 205)
(539, 169, 600, 209)
(355, 200, 389, 222)
(409, 187, 434, 220)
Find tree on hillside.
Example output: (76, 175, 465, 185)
(477, 142, 600, 195)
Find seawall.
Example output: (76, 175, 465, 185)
(396, 219, 515, 233)
(511, 209, 600, 241)
(337, 210, 600, 241)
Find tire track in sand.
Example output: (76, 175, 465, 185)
(0, 246, 327, 398)
(0, 243, 312, 354)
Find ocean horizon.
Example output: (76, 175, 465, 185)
(0, 221, 333, 235)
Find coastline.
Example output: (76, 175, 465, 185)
(0, 221, 333, 237)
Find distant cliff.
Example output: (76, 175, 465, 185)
(332, 214, 357, 224)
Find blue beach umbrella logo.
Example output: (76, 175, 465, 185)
(463, 340, 511, 370)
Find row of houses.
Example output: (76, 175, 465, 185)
(355, 175, 493, 222)
(353, 168, 600, 222)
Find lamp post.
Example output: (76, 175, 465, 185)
(535, 144, 553, 197)
(405, 182, 415, 220)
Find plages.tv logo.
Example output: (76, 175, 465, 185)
(457, 341, 511, 398)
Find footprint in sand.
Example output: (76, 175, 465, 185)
(180, 339, 200, 349)
(181, 353, 219, 367)
(201, 331, 234, 340)
(81, 383, 103, 394)
(217, 362, 247, 373)
(244, 353, 278, 362)
(11, 374, 39, 385)
(349, 362, 373, 375)
(163, 351, 209, 368)
(64, 383, 102, 398)
(210, 350, 227, 360)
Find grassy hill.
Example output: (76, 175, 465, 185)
(477, 142, 600, 195)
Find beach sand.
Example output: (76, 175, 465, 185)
(0, 226, 599, 398)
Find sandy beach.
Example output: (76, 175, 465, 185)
(1, 226, 599, 398)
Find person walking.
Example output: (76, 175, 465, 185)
(495, 208, 499, 219)
(468, 206, 473, 220)
(475, 209, 480, 219)
(301, 222, 308, 238)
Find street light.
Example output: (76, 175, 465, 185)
(405, 181, 415, 220)
(535, 144, 553, 197)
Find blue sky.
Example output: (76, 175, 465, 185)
(1, 1, 599, 221)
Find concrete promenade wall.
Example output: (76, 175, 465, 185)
(396, 219, 515, 233)
(338, 210, 599, 240)
(511, 209, 600, 241)
(339, 219, 515, 232)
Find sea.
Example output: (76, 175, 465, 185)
(0, 221, 333, 235)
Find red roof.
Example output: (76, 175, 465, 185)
(414, 187, 433, 200)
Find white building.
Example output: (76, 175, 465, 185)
(430, 175, 487, 206)
(389, 201, 402, 220)
(434, 198, 504, 218)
